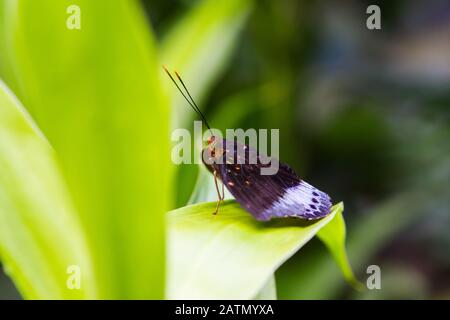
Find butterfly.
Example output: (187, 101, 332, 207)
(164, 66, 332, 221)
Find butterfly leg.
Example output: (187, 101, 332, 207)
(213, 170, 222, 215)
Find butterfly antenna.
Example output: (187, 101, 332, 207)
(163, 66, 212, 133)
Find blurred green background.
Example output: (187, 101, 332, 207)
(1, 0, 449, 299)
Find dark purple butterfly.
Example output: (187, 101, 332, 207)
(163, 66, 332, 221)
(201, 137, 332, 221)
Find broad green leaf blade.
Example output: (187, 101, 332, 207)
(161, 0, 253, 129)
(0, 80, 96, 299)
(0, 1, 171, 298)
(167, 200, 342, 299)
(316, 202, 362, 290)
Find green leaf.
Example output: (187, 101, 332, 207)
(0, 80, 96, 299)
(167, 200, 345, 299)
(161, 0, 253, 129)
(276, 175, 449, 299)
(316, 202, 362, 290)
(0, 0, 171, 298)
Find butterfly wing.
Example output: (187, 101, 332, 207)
(203, 138, 332, 221)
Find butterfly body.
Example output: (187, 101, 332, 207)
(202, 136, 332, 221)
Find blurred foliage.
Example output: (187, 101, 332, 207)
(155, 0, 449, 299)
